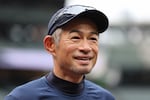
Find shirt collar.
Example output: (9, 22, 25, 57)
(46, 72, 85, 95)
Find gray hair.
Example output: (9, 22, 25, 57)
(51, 28, 62, 45)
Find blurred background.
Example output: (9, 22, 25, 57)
(0, 0, 150, 100)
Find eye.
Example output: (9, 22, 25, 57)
(71, 36, 80, 39)
(70, 36, 81, 42)
(90, 37, 97, 40)
(89, 37, 98, 42)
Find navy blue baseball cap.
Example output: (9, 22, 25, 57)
(48, 5, 109, 35)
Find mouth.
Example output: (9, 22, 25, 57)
(74, 56, 93, 65)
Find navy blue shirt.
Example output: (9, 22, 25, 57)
(5, 73, 115, 100)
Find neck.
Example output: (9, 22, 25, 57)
(46, 72, 85, 95)
(53, 67, 84, 83)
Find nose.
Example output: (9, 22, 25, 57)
(78, 40, 92, 54)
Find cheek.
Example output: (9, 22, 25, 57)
(59, 42, 77, 55)
(92, 44, 99, 54)
(92, 47, 99, 63)
(95, 46, 99, 54)
(65, 44, 77, 54)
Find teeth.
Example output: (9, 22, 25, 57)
(75, 56, 91, 60)
(80, 58, 89, 60)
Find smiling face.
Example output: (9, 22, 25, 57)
(44, 17, 99, 82)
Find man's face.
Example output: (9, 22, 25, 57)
(54, 18, 99, 76)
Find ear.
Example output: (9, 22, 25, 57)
(43, 35, 56, 55)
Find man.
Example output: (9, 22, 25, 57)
(5, 5, 115, 100)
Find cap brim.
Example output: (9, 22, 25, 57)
(78, 10, 109, 33)
(57, 10, 109, 33)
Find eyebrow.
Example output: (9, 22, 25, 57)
(69, 29, 81, 34)
(91, 31, 99, 35)
(69, 29, 99, 35)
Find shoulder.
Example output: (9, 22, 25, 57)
(84, 80, 115, 100)
(5, 76, 49, 100)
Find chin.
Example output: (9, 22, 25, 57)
(72, 63, 94, 74)
(79, 68, 93, 75)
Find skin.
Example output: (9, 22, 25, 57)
(44, 17, 99, 83)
